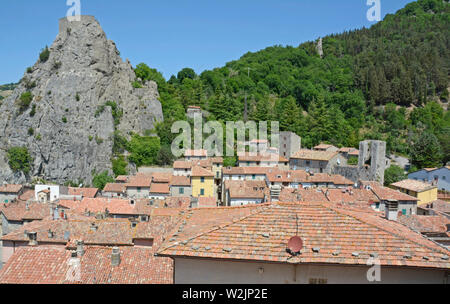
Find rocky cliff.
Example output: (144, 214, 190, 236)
(0, 16, 163, 184)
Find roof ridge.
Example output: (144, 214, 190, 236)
(157, 204, 272, 254)
(324, 203, 449, 256)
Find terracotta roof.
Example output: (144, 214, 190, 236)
(58, 198, 136, 215)
(103, 183, 126, 193)
(279, 188, 327, 202)
(391, 179, 437, 193)
(398, 215, 450, 233)
(425, 200, 450, 213)
(348, 150, 360, 156)
(115, 175, 129, 183)
(0, 245, 173, 284)
(224, 180, 268, 200)
(170, 176, 191, 187)
(338, 147, 358, 153)
(222, 166, 275, 176)
(0, 184, 23, 193)
(2, 216, 178, 246)
(210, 157, 224, 164)
(291, 149, 338, 161)
(0, 201, 52, 221)
(173, 161, 192, 169)
(307, 173, 354, 185)
(158, 202, 450, 269)
(17, 189, 35, 202)
(314, 144, 337, 150)
(184, 149, 207, 157)
(150, 183, 170, 194)
(191, 166, 214, 177)
(324, 188, 380, 204)
(370, 185, 419, 202)
(187, 105, 201, 109)
(150, 172, 172, 183)
(238, 152, 288, 163)
(197, 197, 217, 208)
(68, 187, 98, 198)
(126, 176, 151, 188)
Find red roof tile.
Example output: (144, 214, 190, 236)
(150, 183, 170, 194)
(68, 187, 99, 198)
(103, 183, 126, 193)
(158, 202, 450, 269)
(191, 166, 214, 177)
(0, 184, 23, 193)
(292, 149, 338, 161)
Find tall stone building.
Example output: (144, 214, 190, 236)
(279, 132, 301, 159)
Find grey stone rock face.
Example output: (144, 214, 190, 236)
(0, 16, 163, 184)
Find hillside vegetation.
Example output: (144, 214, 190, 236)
(133, 0, 448, 170)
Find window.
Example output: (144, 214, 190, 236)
(201, 177, 205, 183)
(200, 189, 205, 196)
(179, 188, 184, 194)
(402, 209, 407, 215)
(252, 175, 256, 180)
(375, 202, 380, 209)
(137, 187, 141, 193)
(306, 160, 311, 166)
(443, 176, 446, 180)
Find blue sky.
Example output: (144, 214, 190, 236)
(0, 0, 413, 84)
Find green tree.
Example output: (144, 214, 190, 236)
(7, 147, 32, 174)
(384, 165, 407, 186)
(127, 134, 161, 167)
(92, 171, 115, 190)
(112, 155, 128, 177)
(409, 130, 443, 169)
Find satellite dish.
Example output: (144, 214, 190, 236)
(287, 236, 303, 256)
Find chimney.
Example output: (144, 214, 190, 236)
(90, 222, 98, 232)
(76, 240, 85, 257)
(111, 247, 121, 266)
(48, 229, 54, 238)
(385, 200, 399, 221)
(27, 232, 38, 246)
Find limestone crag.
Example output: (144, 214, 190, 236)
(0, 16, 163, 184)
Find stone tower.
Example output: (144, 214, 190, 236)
(357, 140, 387, 185)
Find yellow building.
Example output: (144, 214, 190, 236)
(390, 179, 437, 205)
(191, 166, 215, 198)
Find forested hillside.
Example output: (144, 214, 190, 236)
(132, 0, 448, 171)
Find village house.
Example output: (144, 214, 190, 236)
(0, 184, 23, 204)
(126, 176, 152, 199)
(237, 152, 289, 169)
(223, 180, 268, 207)
(67, 187, 99, 199)
(184, 149, 208, 161)
(169, 176, 192, 197)
(35, 185, 67, 203)
(338, 147, 359, 159)
(149, 183, 170, 200)
(290, 149, 345, 174)
(157, 202, 450, 284)
(314, 144, 339, 152)
(103, 183, 127, 198)
(391, 179, 438, 206)
(360, 181, 419, 215)
(191, 166, 215, 198)
(408, 166, 450, 192)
